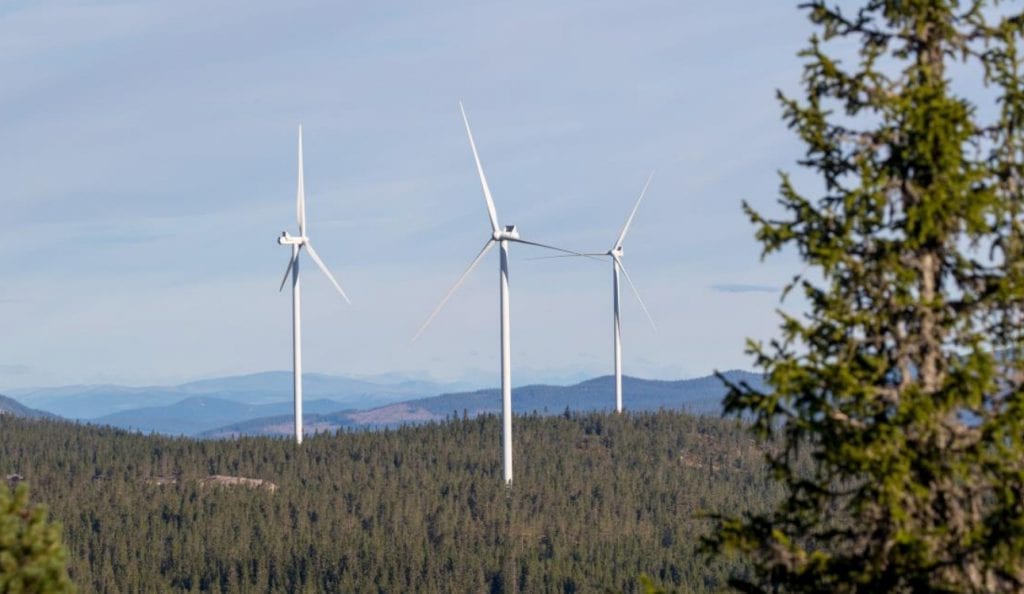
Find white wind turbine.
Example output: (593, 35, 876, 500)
(539, 173, 656, 413)
(604, 173, 656, 413)
(413, 103, 582, 484)
(277, 126, 351, 445)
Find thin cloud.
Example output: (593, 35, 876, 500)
(709, 283, 778, 294)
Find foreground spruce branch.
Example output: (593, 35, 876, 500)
(0, 484, 74, 593)
(707, 2, 1024, 592)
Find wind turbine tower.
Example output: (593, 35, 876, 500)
(414, 104, 581, 484)
(277, 126, 352, 444)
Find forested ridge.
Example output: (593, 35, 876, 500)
(0, 411, 776, 593)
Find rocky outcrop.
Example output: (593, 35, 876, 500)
(198, 475, 277, 493)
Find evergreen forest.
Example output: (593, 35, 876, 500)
(0, 411, 777, 593)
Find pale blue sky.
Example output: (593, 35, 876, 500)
(0, 1, 815, 388)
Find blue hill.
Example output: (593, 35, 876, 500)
(0, 394, 58, 420)
(92, 396, 352, 436)
(201, 371, 764, 438)
(9, 372, 472, 419)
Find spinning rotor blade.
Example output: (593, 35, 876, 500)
(304, 241, 351, 304)
(278, 252, 297, 292)
(618, 260, 656, 331)
(514, 238, 601, 260)
(459, 102, 501, 234)
(526, 252, 606, 261)
(297, 126, 307, 236)
(614, 170, 654, 249)
(412, 239, 496, 342)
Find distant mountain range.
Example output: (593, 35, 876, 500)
(0, 394, 58, 420)
(91, 397, 355, 436)
(201, 371, 764, 438)
(7, 372, 475, 419)
(3, 370, 764, 438)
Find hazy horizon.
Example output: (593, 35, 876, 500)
(4, 364, 758, 394)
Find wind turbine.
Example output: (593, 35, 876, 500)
(413, 103, 581, 484)
(537, 173, 656, 413)
(277, 126, 351, 445)
(604, 173, 656, 413)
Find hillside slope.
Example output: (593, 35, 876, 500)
(0, 394, 57, 419)
(92, 397, 351, 436)
(0, 411, 772, 592)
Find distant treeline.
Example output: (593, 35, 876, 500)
(0, 411, 776, 593)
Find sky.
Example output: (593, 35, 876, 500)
(0, 1, 818, 389)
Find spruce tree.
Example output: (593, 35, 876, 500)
(709, 1, 1024, 592)
(0, 484, 74, 593)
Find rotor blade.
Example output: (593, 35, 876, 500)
(412, 240, 495, 342)
(514, 238, 603, 261)
(618, 260, 656, 331)
(614, 170, 655, 249)
(526, 253, 594, 261)
(278, 253, 297, 292)
(304, 241, 351, 304)
(459, 102, 500, 233)
(297, 125, 307, 235)
(526, 252, 608, 262)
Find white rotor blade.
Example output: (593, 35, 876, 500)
(526, 253, 608, 265)
(412, 240, 496, 342)
(297, 125, 307, 235)
(514, 238, 602, 260)
(304, 241, 351, 304)
(614, 170, 655, 249)
(459, 102, 500, 233)
(618, 259, 656, 331)
(278, 253, 297, 292)
(526, 253, 600, 261)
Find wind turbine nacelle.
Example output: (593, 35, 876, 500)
(278, 232, 305, 246)
(494, 225, 520, 241)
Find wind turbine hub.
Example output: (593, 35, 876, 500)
(612, 246, 624, 257)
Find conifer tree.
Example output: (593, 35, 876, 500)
(0, 484, 74, 593)
(709, 1, 1024, 592)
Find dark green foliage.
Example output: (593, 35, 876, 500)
(708, 1, 1024, 592)
(0, 412, 772, 593)
(0, 483, 74, 593)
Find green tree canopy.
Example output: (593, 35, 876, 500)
(0, 484, 74, 594)
(709, 1, 1024, 592)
